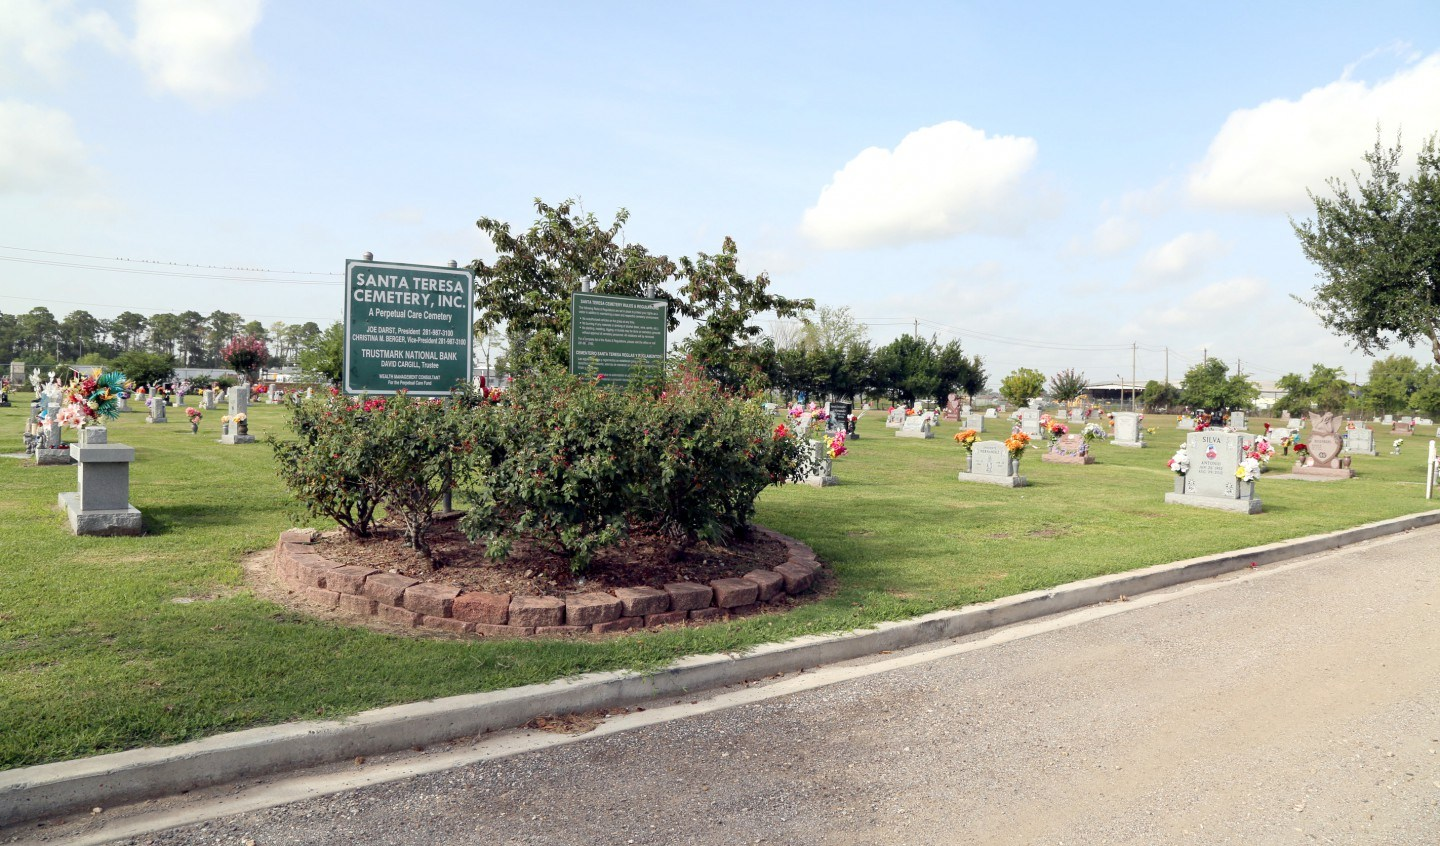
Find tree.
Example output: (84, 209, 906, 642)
(1139, 380, 1181, 412)
(935, 340, 985, 403)
(999, 367, 1045, 407)
(59, 310, 104, 360)
(147, 312, 183, 357)
(178, 310, 207, 365)
(1273, 364, 1351, 414)
(1179, 359, 1259, 410)
(471, 199, 679, 370)
(871, 335, 939, 403)
(205, 311, 242, 364)
(19, 307, 59, 358)
(1292, 132, 1440, 365)
(222, 335, 270, 382)
(1047, 368, 1087, 404)
(1365, 354, 1421, 413)
(112, 350, 175, 386)
(109, 311, 148, 351)
(297, 322, 344, 384)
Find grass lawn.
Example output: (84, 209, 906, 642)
(1, 397, 1435, 769)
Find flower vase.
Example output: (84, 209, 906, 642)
(222, 423, 229, 436)
(1239, 480, 1255, 499)
(190, 421, 199, 434)
(237, 420, 248, 436)
(1173, 474, 1186, 494)
(965, 453, 973, 474)
(1009, 458, 1020, 475)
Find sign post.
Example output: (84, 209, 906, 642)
(569, 292, 667, 386)
(344, 259, 474, 395)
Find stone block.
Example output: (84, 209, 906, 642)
(565, 592, 622, 626)
(363, 572, 421, 606)
(422, 615, 475, 634)
(473, 623, 536, 638)
(294, 557, 338, 589)
(325, 565, 379, 595)
(57, 492, 142, 536)
(338, 593, 378, 616)
(688, 607, 724, 623)
(508, 596, 565, 628)
(451, 592, 510, 625)
(710, 578, 759, 608)
(300, 586, 340, 608)
(728, 602, 763, 617)
(742, 569, 785, 601)
(774, 562, 816, 594)
(376, 603, 420, 627)
(612, 586, 670, 616)
(663, 581, 713, 612)
(403, 582, 461, 617)
(535, 625, 592, 636)
(280, 528, 318, 545)
(644, 610, 689, 628)
(594, 616, 644, 634)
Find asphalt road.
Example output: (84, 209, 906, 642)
(18, 525, 1440, 846)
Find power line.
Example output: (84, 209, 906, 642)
(0, 244, 340, 275)
(0, 254, 341, 285)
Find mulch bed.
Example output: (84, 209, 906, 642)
(315, 514, 789, 597)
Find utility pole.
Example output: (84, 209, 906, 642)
(914, 319, 919, 340)
(1165, 346, 1169, 388)
(1131, 342, 1137, 411)
(1202, 347, 1208, 364)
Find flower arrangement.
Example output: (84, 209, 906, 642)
(1392, 438, 1404, 454)
(1048, 422, 1069, 439)
(826, 430, 848, 459)
(905, 408, 917, 416)
(1004, 431, 1031, 460)
(57, 369, 128, 428)
(1245, 436, 1273, 466)
(233, 413, 247, 423)
(1167, 448, 1190, 474)
(953, 428, 980, 453)
(1235, 456, 1261, 482)
(186, 407, 203, 421)
(1294, 442, 1308, 456)
(1081, 422, 1106, 441)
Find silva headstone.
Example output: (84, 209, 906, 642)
(1164, 429, 1262, 513)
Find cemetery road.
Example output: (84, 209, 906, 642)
(25, 525, 1440, 845)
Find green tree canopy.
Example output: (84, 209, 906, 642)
(999, 367, 1045, 407)
(1292, 132, 1440, 365)
(297, 322, 345, 384)
(871, 335, 939, 404)
(1178, 359, 1259, 410)
(1364, 354, 1421, 413)
(1047, 368, 1087, 404)
(1139, 380, 1181, 412)
(112, 350, 175, 386)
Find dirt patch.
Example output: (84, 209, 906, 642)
(315, 515, 789, 597)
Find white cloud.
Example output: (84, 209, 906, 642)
(1151, 276, 1267, 326)
(1135, 231, 1226, 282)
(132, 0, 266, 105)
(0, 101, 95, 194)
(1068, 215, 1140, 258)
(1189, 54, 1440, 211)
(801, 121, 1048, 250)
(0, 0, 125, 84)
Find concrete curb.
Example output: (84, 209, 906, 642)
(4, 509, 1438, 827)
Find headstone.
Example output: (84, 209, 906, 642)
(963, 412, 985, 432)
(146, 397, 168, 424)
(1293, 412, 1354, 478)
(202, 388, 218, 411)
(1068, 409, 1084, 424)
(827, 401, 853, 434)
(885, 408, 906, 428)
(220, 382, 256, 445)
(1176, 416, 1195, 430)
(1287, 418, 1302, 429)
(1230, 411, 1247, 431)
(794, 412, 814, 438)
(1389, 420, 1412, 435)
(802, 440, 836, 487)
(1382, 414, 1394, 425)
(58, 441, 142, 535)
(958, 440, 1027, 487)
(1343, 426, 1376, 456)
(961, 404, 971, 416)
(1018, 409, 1042, 438)
(1111, 412, 1145, 448)
(117, 395, 128, 413)
(984, 408, 997, 418)
(897, 412, 934, 439)
(79, 426, 107, 445)
(943, 393, 961, 421)
(268, 385, 281, 404)
(1164, 430, 1262, 513)
(1042, 433, 1094, 465)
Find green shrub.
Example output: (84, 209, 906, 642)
(269, 390, 387, 539)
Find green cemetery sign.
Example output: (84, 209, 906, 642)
(344, 259, 474, 395)
(569, 292, 668, 385)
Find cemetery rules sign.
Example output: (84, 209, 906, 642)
(344, 259, 474, 396)
(569, 292, 667, 386)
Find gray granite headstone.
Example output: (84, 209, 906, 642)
(1176, 416, 1195, 430)
(958, 440, 1026, 487)
(1230, 411, 1247, 431)
(1111, 411, 1144, 448)
(897, 412, 934, 439)
(1018, 409, 1042, 438)
(963, 413, 985, 432)
(146, 397, 167, 423)
(885, 408, 906, 428)
(58, 441, 142, 535)
(1344, 426, 1376, 456)
(1164, 430, 1261, 514)
(802, 440, 836, 487)
(219, 383, 255, 445)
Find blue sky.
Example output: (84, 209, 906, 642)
(3, 1, 1440, 389)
